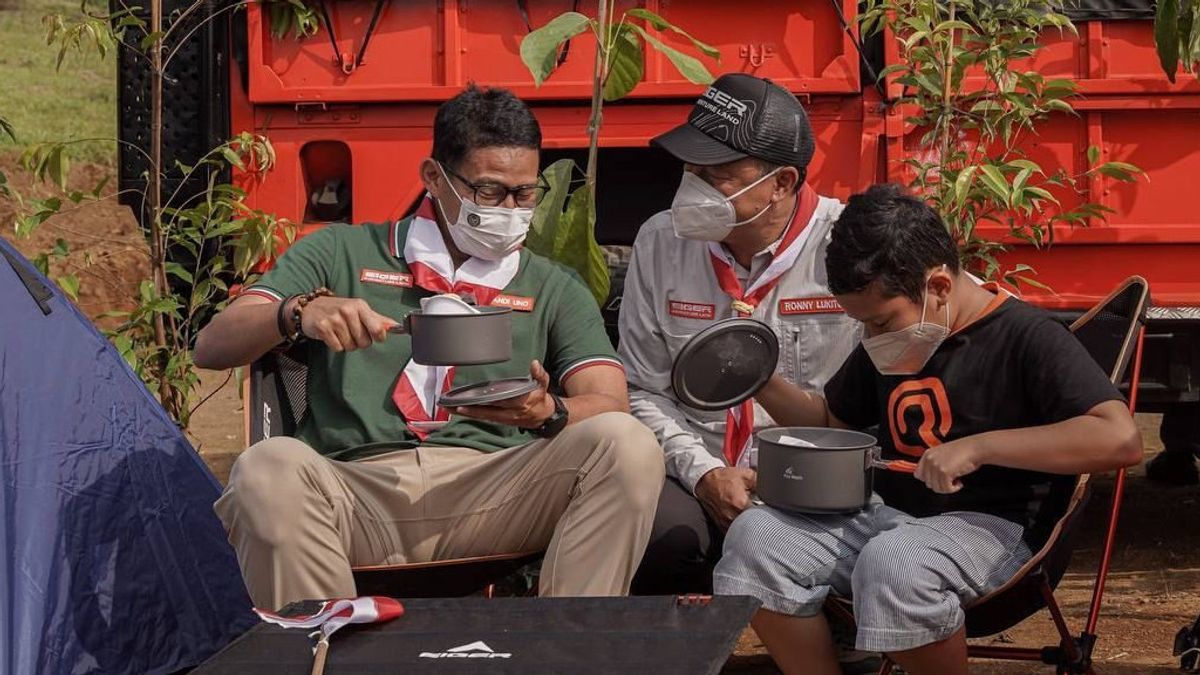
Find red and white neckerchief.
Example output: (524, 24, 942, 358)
(389, 197, 521, 439)
(255, 596, 404, 644)
(708, 184, 820, 468)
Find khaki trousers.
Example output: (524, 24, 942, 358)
(214, 411, 664, 609)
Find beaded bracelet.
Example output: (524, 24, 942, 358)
(291, 287, 333, 341)
(276, 294, 302, 344)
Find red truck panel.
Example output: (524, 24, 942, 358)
(244, 0, 860, 104)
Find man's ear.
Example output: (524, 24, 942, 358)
(927, 264, 954, 306)
(773, 166, 800, 200)
(419, 158, 442, 195)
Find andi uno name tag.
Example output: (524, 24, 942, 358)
(491, 294, 535, 312)
(669, 300, 716, 320)
(778, 296, 845, 315)
(360, 269, 413, 288)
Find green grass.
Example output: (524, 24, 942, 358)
(0, 0, 117, 164)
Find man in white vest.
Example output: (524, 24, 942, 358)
(622, 73, 861, 594)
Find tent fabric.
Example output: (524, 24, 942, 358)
(0, 236, 255, 674)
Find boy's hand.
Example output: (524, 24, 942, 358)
(696, 467, 757, 531)
(914, 438, 983, 494)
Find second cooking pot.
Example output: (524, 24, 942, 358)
(389, 306, 512, 366)
(756, 426, 918, 514)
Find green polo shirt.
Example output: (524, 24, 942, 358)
(244, 217, 621, 461)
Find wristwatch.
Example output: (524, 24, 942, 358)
(532, 392, 569, 438)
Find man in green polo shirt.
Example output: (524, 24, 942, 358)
(194, 85, 664, 610)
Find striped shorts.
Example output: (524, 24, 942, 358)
(713, 496, 1032, 652)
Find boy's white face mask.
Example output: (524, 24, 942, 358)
(861, 268, 951, 375)
(669, 167, 781, 241)
(435, 163, 532, 261)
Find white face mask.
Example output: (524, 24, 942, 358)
(669, 167, 781, 241)
(435, 164, 533, 261)
(861, 270, 951, 376)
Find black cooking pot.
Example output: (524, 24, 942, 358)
(756, 427, 918, 514)
(388, 306, 512, 366)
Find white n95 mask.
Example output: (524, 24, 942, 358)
(670, 167, 780, 241)
(861, 271, 951, 375)
(435, 164, 532, 261)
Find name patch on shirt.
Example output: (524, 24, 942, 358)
(778, 296, 845, 315)
(360, 269, 413, 288)
(491, 294, 535, 312)
(668, 300, 716, 320)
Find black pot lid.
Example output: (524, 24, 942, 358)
(439, 376, 540, 408)
(671, 318, 779, 411)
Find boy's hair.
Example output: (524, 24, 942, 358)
(826, 183, 961, 302)
(432, 84, 542, 169)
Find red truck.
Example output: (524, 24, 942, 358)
(113, 0, 1199, 441)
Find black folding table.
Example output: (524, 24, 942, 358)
(195, 595, 759, 674)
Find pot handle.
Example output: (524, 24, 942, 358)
(867, 446, 919, 475)
(386, 314, 412, 335)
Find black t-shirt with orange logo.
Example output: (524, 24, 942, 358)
(824, 293, 1123, 548)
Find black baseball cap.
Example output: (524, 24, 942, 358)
(652, 73, 815, 169)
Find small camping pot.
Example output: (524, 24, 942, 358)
(756, 427, 918, 514)
(388, 306, 512, 366)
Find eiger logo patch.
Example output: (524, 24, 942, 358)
(419, 640, 512, 659)
(491, 294, 535, 312)
(360, 268, 413, 288)
(668, 300, 716, 320)
(778, 296, 845, 315)
(697, 86, 749, 124)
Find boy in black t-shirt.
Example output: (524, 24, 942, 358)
(712, 184, 1142, 675)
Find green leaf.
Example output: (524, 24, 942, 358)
(952, 165, 977, 210)
(1087, 145, 1101, 165)
(58, 274, 81, 301)
(529, 159, 576, 253)
(1006, 158, 1044, 175)
(602, 24, 644, 102)
(48, 145, 69, 190)
(520, 11, 594, 86)
(165, 262, 194, 284)
(220, 147, 246, 171)
(1024, 186, 1061, 205)
(628, 24, 714, 85)
(1156, 0, 1181, 82)
(1042, 99, 1075, 115)
(978, 164, 1011, 203)
(526, 173, 609, 306)
(626, 8, 720, 59)
(558, 185, 611, 306)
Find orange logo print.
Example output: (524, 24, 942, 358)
(887, 377, 953, 458)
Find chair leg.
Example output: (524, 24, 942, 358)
(484, 583, 496, 599)
(878, 658, 894, 675)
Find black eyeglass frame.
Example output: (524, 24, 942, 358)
(441, 163, 550, 208)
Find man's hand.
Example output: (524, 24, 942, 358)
(695, 467, 757, 531)
(913, 438, 983, 494)
(300, 296, 396, 352)
(445, 360, 556, 429)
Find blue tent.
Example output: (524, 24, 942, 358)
(0, 236, 255, 674)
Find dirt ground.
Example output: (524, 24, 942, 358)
(6, 160, 1198, 673)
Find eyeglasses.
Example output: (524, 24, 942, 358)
(442, 164, 550, 208)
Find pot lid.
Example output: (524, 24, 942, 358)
(439, 376, 540, 408)
(671, 318, 779, 411)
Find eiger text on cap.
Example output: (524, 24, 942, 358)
(652, 73, 815, 169)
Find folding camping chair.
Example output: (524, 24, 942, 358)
(247, 345, 542, 598)
(826, 275, 1151, 675)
